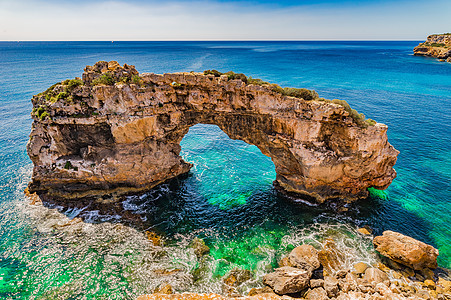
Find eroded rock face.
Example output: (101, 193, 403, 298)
(414, 34, 451, 61)
(27, 61, 399, 203)
(373, 231, 439, 270)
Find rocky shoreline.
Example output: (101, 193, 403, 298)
(138, 230, 450, 300)
(414, 34, 451, 62)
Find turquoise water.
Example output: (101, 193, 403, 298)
(0, 41, 450, 299)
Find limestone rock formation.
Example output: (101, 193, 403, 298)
(373, 231, 439, 270)
(27, 61, 398, 203)
(414, 34, 451, 61)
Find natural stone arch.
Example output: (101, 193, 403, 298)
(27, 61, 399, 203)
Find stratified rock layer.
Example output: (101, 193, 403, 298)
(414, 34, 451, 62)
(27, 61, 399, 203)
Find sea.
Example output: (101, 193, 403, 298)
(0, 41, 450, 299)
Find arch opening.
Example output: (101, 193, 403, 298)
(179, 124, 276, 209)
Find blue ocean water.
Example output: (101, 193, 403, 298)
(0, 41, 450, 299)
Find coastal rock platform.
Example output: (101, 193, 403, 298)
(27, 61, 398, 203)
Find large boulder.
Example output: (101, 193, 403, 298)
(373, 231, 439, 270)
(279, 244, 320, 272)
(263, 266, 311, 295)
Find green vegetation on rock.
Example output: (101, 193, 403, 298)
(92, 72, 115, 86)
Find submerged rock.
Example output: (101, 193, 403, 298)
(27, 61, 398, 204)
(263, 266, 311, 294)
(373, 231, 439, 270)
(190, 237, 210, 258)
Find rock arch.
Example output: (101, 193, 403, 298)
(27, 61, 399, 203)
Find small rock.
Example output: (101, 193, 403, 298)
(305, 287, 329, 300)
(145, 231, 162, 246)
(336, 270, 348, 279)
(357, 226, 373, 235)
(310, 279, 324, 288)
(191, 237, 210, 258)
(353, 262, 369, 274)
(223, 268, 252, 287)
(423, 280, 435, 290)
(154, 283, 173, 294)
(263, 266, 311, 295)
(362, 267, 389, 284)
(373, 231, 439, 270)
(283, 244, 320, 272)
(324, 276, 339, 298)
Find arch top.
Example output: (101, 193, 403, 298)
(27, 61, 399, 203)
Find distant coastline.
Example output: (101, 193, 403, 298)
(414, 34, 451, 62)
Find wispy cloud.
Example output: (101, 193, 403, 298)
(1, 0, 450, 40)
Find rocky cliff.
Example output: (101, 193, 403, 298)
(27, 61, 398, 203)
(414, 34, 451, 62)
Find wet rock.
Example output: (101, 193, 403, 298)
(362, 267, 389, 285)
(145, 231, 162, 246)
(154, 283, 173, 294)
(318, 240, 345, 276)
(353, 262, 369, 275)
(305, 287, 329, 300)
(324, 276, 339, 298)
(357, 226, 373, 235)
(263, 266, 311, 295)
(191, 237, 210, 258)
(373, 231, 439, 270)
(223, 268, 252, 287)
(280, 244, 320, 272)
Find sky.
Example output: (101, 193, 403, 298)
(0, 0, 450, 40)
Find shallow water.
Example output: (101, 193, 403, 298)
(0, 41, 450, 299)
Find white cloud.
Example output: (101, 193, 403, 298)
(0, 0, 450, 40)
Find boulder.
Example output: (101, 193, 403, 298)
(373, 231, 439, 270)
(263, 266, 311, 295)
(318, 240, 345, 276)
(362, 267, 389, 285)
(280, 244, 320, 272)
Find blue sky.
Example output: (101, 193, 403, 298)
(0, 0, 450, 40)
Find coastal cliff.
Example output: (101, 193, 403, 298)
(27, 61, 398, 203)
(414, 34, 451, 62)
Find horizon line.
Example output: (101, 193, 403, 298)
(0, 39, 424, 42)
